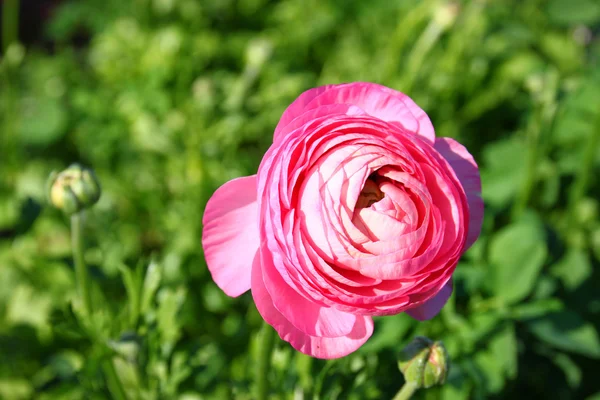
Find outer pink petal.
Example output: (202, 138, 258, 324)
(274, 85, 335, 138)
(251, 253, 374, 359)
(405, 280, 453, 321)
(434, 138, 484, 250)
(260, 244, 357, 337)
(274, 82, 435, 143)
(201, 175, 259, 297)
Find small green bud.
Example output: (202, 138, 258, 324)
(398, 336, 449, 389)
(47, 164, 101, 214)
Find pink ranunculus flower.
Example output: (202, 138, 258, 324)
(202, 82, 483, 359)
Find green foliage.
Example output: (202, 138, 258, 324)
(489, 217, 547, 305)
(1, 0, 599, 398)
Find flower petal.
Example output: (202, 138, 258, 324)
(201, 175, 259, 297)
(434, 138, 484, 249)
(275, 82, 435, 143)
(260, 242, 358, 337)
(405, 280, 453, 321)
(251, 253, 374, 359)
(274, 85, 335, 138)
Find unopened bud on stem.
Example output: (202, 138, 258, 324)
(47, 164, 101, 214)
(398, 336, 449, 389)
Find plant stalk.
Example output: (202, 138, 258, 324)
(512, 70, 558, 220)
(392, 381, 418, 400)
(568, 112, 600, 225)
(71, 213, 93, 318)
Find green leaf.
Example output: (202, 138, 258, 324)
(550, 249, 592, 291)
(472, 349, 503, 393)
(157, 286, 186, 356)
(472, 324, 518, 394)
(552, 73, 600, 148)
(511, 298, 564, 320)
(140, 260, 161, 316)
(490, 324, 518, 380)
(6, 285, 53, 333)
(119, 263, 142, 327)
(552, 353, 581, 388)
(489, 220, 548, 304)
(480, 138, 527, 208)
(528, 311, 600, 358)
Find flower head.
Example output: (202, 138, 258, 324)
(202, 82, 483, 358)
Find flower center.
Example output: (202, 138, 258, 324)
(356, 178, 384, 209)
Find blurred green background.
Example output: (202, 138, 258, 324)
(1, 0, 600, 398)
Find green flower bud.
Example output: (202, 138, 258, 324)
(398, 336, 449, 389)
(47, 164, 101, 214)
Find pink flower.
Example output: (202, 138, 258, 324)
(202, 82, 483, 359)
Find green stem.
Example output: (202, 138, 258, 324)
(256, 321, 276, 400)
(512, 117, 540, 220)
(71, 212, 128, 399)
(102, 359, 128, 400)
(71, 213, 92, 319)
(392, 381, 419, 400)
(400, 3, 456, 94)
(2, 0, 19, 53)
(512, 69, 558, 220)
(568, 113, 600, 225)
(392, 382, 418, 400)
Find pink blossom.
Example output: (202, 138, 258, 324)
(202, 82, 483, 359)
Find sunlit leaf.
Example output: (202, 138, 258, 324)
(489, 220, 547, 304)
(528, 311, 600, 358)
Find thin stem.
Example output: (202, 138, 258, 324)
(512, 70, 558, 220)
(568, 112, 600, 227)
(71, 213, 92, 318)
(392, 381, 419, 400)
(102, 359, 128, 400)
(400, 3, 456, 94)
(512, 116, 540, 220)
(256, 321, 276, 400)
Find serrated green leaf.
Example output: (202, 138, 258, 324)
(157, 286, 186, 356)
(140, 260, 162, 316)
(119, 263, 142, 327)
